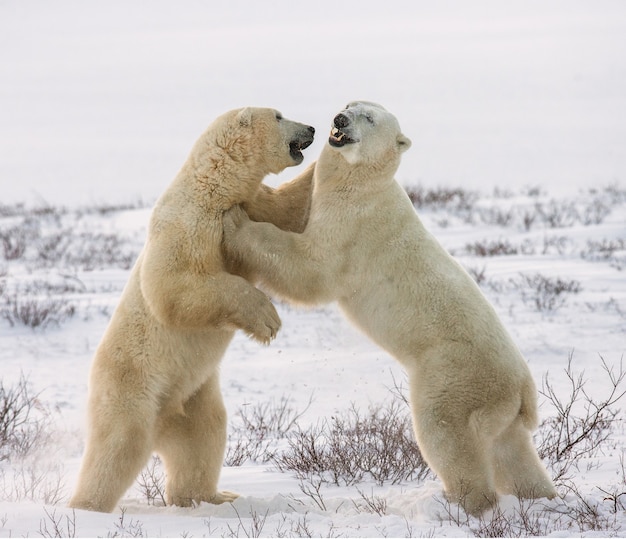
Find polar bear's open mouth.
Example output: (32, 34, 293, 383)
(329, 127, 357, 148)
(289, 138, 313, 163)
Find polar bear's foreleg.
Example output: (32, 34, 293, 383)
(142, 264, 281, 345)
(155, 374, 238, 507)
(243, 162, 315, 233)
(223, 207, 333, 304)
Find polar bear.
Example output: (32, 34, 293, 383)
(68, 107, 315, 513)
(223, 101, 557, 515)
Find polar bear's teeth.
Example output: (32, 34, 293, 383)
(331, 127, 345, 140)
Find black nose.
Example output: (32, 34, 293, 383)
(307, 125, 315, 135)
(334, 113, 350, 129)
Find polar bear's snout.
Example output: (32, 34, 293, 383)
(329, 112, 358, 148)
(288, 124, 315, 164)
(334, 113, 350, 129)
(293, 124, 315, 149)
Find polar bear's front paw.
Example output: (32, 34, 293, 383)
(239, 288, 281, 345)
(249, 301, 281, 345)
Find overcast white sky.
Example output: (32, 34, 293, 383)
(1, 1, 625, 205)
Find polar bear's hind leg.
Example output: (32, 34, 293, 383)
(492, 417, 557, 500)
(154, 374, 238, 507)
(69, 402, 156, 512)
(411, 403, 498, 516)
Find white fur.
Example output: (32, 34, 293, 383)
(69, 107, 314, 513)
(223, 101, 557, 515)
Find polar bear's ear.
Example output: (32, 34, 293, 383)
(237, 108, 253, 127)
(397, 133, 412, 153)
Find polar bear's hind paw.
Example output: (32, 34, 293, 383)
(211, 490, 239, 504)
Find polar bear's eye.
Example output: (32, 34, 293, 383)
(365, 114, 375, 125)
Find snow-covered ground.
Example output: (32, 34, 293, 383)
(1, 1, 626, 536)
(0, 183, 624, 537)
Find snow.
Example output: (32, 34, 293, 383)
(1, 1, 626, 536)
(0, 186, 624, 537)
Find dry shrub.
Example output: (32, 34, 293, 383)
(538, 353, 625, 488)
(225, 395, 311, 466)
(136, 455, 166, 507)
(1, 291, 75, 329)
(465, 238, 520, 257)
(0, 219, 39, 261)
(0, 375, 65, 506)
(38, 508, 76, 538)
(517, 273, 581, 312)
(581, 238, 626, 270)
(0, 375, 52, 461)
(274, 401, 429, 487)
(405, 185, 478, 212)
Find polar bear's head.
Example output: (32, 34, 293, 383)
(327, 101, 411, 165)
(211, 107, 315, 175)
